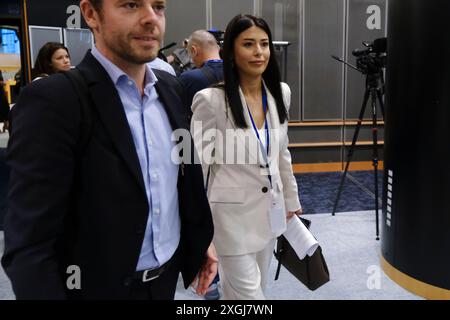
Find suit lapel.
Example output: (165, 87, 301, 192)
(231, 83, 282, 166)
(154, 75, 188, 131)
(263, 82, 281, 163)
(77, 53, 146, 195)
(236, 86, 267, 166)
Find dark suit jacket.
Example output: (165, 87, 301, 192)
(1, 52, 213, 299)
(179, 60, 224, 107)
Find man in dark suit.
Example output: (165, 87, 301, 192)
(1, 0, 217, 300)
(179, 30, 224, 107)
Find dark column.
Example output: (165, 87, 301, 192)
(0, 148, 9, 230)
(382, 0, 450, 292)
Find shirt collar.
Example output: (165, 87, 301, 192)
(91, 46, 158, 88)
(203, 59, 222, 67)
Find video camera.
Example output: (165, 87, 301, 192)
(208, 28, 225, 47)
(352, 37, 387, 75)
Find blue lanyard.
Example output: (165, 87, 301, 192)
(247, 86, 271, 186)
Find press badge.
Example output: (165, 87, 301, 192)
(270, 186, 286, 235)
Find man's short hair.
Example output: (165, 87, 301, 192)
(188, 30, 219, 51)
(88, 0, 102, 12)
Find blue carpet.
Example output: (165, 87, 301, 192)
(295, 170, 383, 214)
(0, 154, 383, 229)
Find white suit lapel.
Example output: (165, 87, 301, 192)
(263, 81, 281, 164)
(234, 86, 267, 166)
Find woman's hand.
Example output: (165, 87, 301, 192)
(286, 208, 303, 221)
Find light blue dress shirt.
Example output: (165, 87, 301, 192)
(91, 47, 180, 271)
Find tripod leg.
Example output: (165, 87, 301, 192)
(370, 90, 381, 240)
(376, 89, 385, 119)
(332, 88, 370, 216)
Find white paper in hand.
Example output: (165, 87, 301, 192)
(269, 189, 287, 236)
(283, 215, 319, 259)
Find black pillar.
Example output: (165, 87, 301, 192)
(0, 148, 9, 230)
(382, 0, 450, 291)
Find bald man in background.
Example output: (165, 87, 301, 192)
(179, 30, 224, 107)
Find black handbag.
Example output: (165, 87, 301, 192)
(274, 218, 330, 291)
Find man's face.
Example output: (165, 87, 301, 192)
(84, 0, 166, 67)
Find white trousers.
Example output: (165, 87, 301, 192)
(218, 238, 276, 300)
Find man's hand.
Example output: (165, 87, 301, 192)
(191, 243, 218, 296)
(286, 208, 303, 221)
(2, 120, 9, 132)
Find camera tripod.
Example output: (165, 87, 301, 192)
(331, 69, 385, 241)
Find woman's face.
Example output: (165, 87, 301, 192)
(51, 48, 71, 72)
(233, 26, 270, 79)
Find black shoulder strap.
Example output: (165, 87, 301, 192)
(63, 68, 94, 159)
(200, 65, 218, 85)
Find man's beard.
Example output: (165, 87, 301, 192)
(112, 36, 160, 64)
(118, 49, 158, 64)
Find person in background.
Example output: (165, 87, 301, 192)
(32, 42, 71, 80)
(148, 56, 176, 76)
(12, 69, 21, 99)
(0, 71, 10, 132)
(169, 38, 195, 76)
(179, 30, 223, 107)
(191, 14, 302, 300)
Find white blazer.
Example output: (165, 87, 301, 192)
(191, 82, 301, 256)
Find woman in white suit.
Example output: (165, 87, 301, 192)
(191, 14, 302, 300)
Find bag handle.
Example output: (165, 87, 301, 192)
(274, 238, 285, 281)
(274, 217, 312, 281)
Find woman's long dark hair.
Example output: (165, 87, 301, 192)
(32, 42, 69, 79)
(222, 14, 288, 128)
